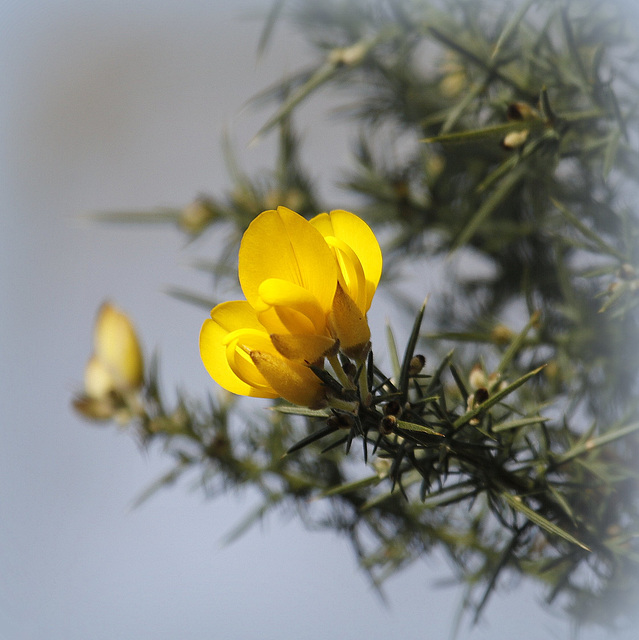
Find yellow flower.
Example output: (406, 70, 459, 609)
(310, 209, 382, 359)
(199, 301, 327, 408)
(199, 205, 382, 406)
(74, 302, 144, 420)
(88, 302, 144, 394)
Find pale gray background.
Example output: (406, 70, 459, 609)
(1, 1, 636, 638)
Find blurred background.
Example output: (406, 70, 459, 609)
(1, 1, 636, 638)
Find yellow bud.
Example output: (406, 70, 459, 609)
(93, 302, 144, 392)
(328, 283, 371, 361)
(372, 457, 392, 478)
(328, 42, 368, 67)
(379, 414, 397, 435)
(439, 54, 467, 98)
(491, 324, 514, 345)
(544, 360, 560, 382)
(75, 302, 144, 422)
(506, 102, 539, 121)
(263, 188, 306, 214)
(426, 155, 445, 180)
(469, 363, 488, 390)
(440, 70, 467, 98)
(408, 354, 426, 376)
(618, 263, 636, 280)
(179, 198, 216, 235)
(501, 129, 529, 150)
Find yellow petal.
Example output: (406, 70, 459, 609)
(270, 334, 337, 363)
(322, 235, 367, 311)
(328, 282, 371, 360)
(239, 207, 338, 318)
(257, 278, 327, 334)
(310, 210, 382, 311)
(200, 301, 278, 399)
(93, 302, 144, 390)
(250, 350, 326, 408)
(253, 306, 313, 338)
(223, 328, 278, 392)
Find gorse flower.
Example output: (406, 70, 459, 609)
(74, 302, 144, 420)
(199, 206, 382, 407)
(90, 302, 144, 392)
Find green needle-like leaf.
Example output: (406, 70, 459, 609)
(422, 120, 534, 145)
(399, 297, 429, 403)
(501, 492, 590, 551)
(554, 420, 639, 466)
(496, 311, 540, 375)
(490, 0, 536, 63)
(320, 474, 383, 498)
(451, 164, 527, 251)
(492, 416, 549, 433)
(285, 423, 339, 455)
(257, 0, 287, 58)
(396, 419, 445, 438)
(271, 405, 331, 418)
(386, 322, 401, 381)
(551, 198, 626, 261)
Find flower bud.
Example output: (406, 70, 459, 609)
(384, 399, 403, 417)
(93, 302, 144, 392)
(327, 412, 355, 430)
(469, 363, 488, 390)
(179, 198, 217, 235)
(473, 387, 490, 406)
(619, 263, 637, 280)
(501, 129, 529, 149)
(491, 324, 514, 345)
(328, 42, 368, 67)
(372, 457, 392, 478)
(379, 414, 397, 435)
(408, 354, 426, 376)
(506, 102, 539, 121)
(74, 302, 144, 421)
(328, 283, 371, 360)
